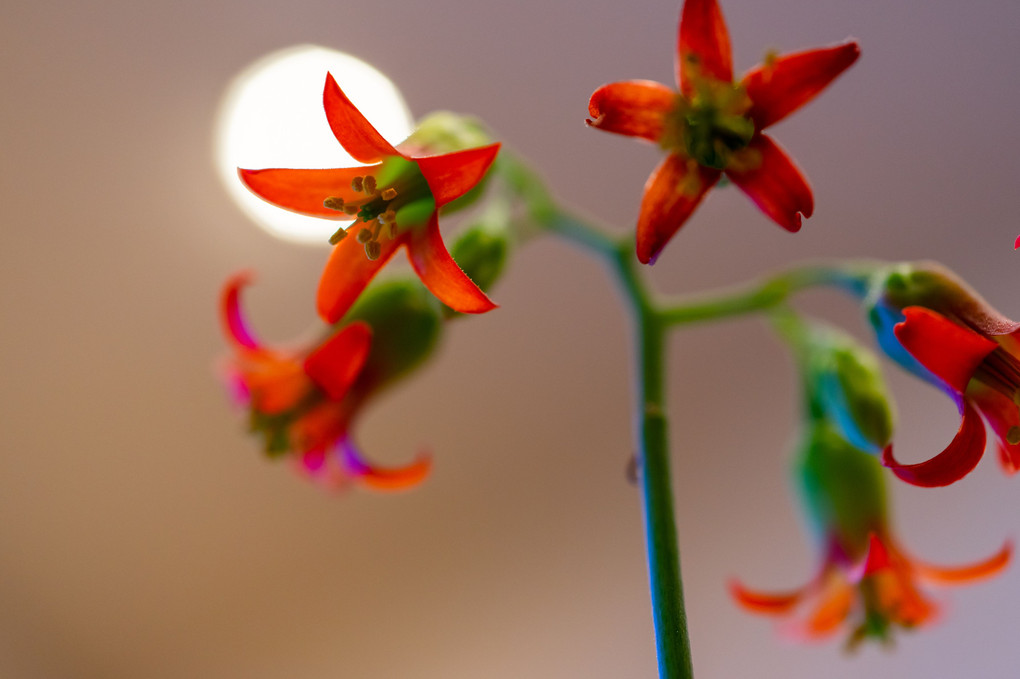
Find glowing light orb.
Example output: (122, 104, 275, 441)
(215, 45, 414, 244)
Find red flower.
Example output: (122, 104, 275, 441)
(883, 306, 1020, 486)
(732, 421, 1010, 645)
(586, 0, 859, 263)
(220, 272, 430, 491)
(732, 532, 1010, 646)
(240, 73, 500, 323)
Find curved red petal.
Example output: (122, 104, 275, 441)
(407, 213, 497, 313)
(322, 72, 400, 163)
(912, 540, 1012, 585)
(677, 0, 733, 94)
(221, 271, 260, 349)
(586, 80, 676, 143)
(636, 154, 721, 264)
(238, 166, 373, 218)
(894, 307, 997, 393)
(726, 134, 813, 231)
(968, 385, 1020, 474)
(317, 231, 403, 323)
(742, 41, 861, 130)
(303, 321, 373, 400)
(340, 439, 432, 491)
(413, 143, 501, 209)
(881, 398, 987, 487)
(729, 579, 805, 615)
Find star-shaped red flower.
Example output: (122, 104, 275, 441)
(240, 73, 500, 323)
(587, 0, 860, 263)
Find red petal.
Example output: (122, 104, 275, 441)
(303, 321, 372, 400)
(856, 534, 892, 578)
(742, 41, 861, 130)
(407, 213, 497, 313)
(894, 307, 997, 393)
(339, 439, 432, 491)
(968, 384, 1020, 474)
(221, 271, 260, 349)
(881, 398, 987, 487)
(317, 231, 403, 323)
(913, 540, 1012, 585)
(677, 0, 733, 94)
(413, 143, 501, 209)
(322, 72, 400, 163)
(635, 154, 721, 264)
(586, 80, 676, 143)
(726, 134, 813, 231)
(238, 166, 373, 218)
(729, 579, 805, 614)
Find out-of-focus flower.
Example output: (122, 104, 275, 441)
(586, 0, 859, 263)
(240, 73, 501, 323)
(219, 271, 438, 491)
(731, 421, 1011, 647)
(863, 262, 1020, 486)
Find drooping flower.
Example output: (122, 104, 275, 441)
(239, 73, 501, 323)
(586, 0, 859, 263)
(731, 421, 1011, 647)
(219, 271, 436, 491)
(863, 262, 1020, 486)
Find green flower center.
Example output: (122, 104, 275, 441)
(323, 156, 434, 259)
(662, 78, 755, 171)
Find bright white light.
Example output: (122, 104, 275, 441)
(215, 45, 414, 244)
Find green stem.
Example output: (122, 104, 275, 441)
(544, 209, 693, 679)
(659, 263, 873, 327)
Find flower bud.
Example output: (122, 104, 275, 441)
(443, 224, 511, 318)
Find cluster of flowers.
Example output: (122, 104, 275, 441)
(219, 0, 1016, 650)
(221, 74, 506, 491)
(586, 0, 1014, 646)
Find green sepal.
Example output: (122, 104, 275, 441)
(341, 278, 444, 391)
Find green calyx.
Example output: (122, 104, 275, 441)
(796, 420, 889, 554)
(662, 82, 755, 170)
(443, 223, 511, 319)
(342, 278, 444, 391)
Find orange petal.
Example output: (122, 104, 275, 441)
(881, 398, 987, 487)
(586, 80, 676, 143)
(742, 41, 861, 130)
(414, 143, 501, 209)
(407, 213, 497, 314)
(221, 271, 260, 350)
(303, 321, 373, 400)
(912, 540, 1012, 585)
(894, 307, 997, 393)
(784, 577, 853, 640)
(340, 439, 432, 491)
(238, 166, 373, 218)
(729, 579, 805, 615)
(635, 154, 721, 264)
(322, 72, 400, 164)
(677, 0, 733, 94)
(726, 134, 813, 232)
(317, 230, 403, 323)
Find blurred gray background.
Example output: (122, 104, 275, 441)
(3, 0, 1019, 677)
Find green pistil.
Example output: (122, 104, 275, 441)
(663, 80, 755, 171)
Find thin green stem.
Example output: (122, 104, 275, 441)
(543, 208, 693, 679)
(659, 263, 873, 327)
